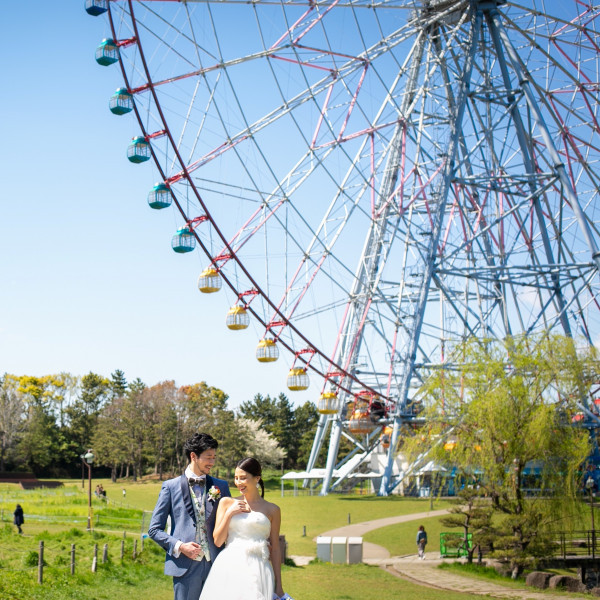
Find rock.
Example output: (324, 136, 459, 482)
(564, 578, 586, 593)
(548, 575, 586, 593)
(525, 571, 552, 589)
(590, 586, 600, 597)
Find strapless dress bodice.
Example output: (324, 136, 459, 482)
(226, 511, 271, 560)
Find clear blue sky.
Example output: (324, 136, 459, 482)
(0, 2, 311, 408)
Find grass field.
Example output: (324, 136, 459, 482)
(0, 520, 483, 600)
(1, 476, 591, 599)
(363, 513, 458, 556)
(1, 477, 455, 556)
(0, 480, 483, 600)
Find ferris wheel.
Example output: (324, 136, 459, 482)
(85, 0, 600, 496)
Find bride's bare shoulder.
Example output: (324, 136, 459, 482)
(263, 500, 281, 519)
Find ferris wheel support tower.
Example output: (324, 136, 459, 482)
(309, 0, 600, 496)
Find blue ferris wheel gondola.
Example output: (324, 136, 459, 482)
(85, 0, 107, 17)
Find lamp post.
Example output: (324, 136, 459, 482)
(81, 450, 95, 531)
(587, 477, 595, 531)
(586, 476, 596, 557)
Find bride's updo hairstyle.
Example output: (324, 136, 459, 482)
(237, 457, 265, 498)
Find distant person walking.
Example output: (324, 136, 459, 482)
(13, 504, 24, 534)
(416, 525, 427, 560)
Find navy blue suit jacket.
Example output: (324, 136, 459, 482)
(148, 474, 231, 576)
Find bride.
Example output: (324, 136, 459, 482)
(199, 457, 288, 600)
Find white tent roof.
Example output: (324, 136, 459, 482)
(348, 471, 382, 479)
(415, 461, 448, 474)
(281, 469, 341, 480)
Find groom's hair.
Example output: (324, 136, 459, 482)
(184, 432, 219, 461)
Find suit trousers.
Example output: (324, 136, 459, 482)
(173, 557, 212, 600)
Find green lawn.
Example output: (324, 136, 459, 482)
(363, 514, 462, 556)
(0, 523, 173, 600)
(1, 479, 455, 557)
(0, 479, 470, 599)
(283, 561, 481, 600)
(0, 477, 592, 599)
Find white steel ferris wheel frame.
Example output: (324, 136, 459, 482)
(91, 0, 600, 495)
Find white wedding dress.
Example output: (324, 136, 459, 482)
(200, 510, 275, 600)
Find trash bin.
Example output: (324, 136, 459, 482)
(331, 537, 347, 564)
(316, 536, 331, 562)
(347, 537, 363, 563)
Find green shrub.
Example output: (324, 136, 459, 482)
(23, 551, 46, 567)
(68, 527, 83, 537)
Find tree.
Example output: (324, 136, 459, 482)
(0, 375, 25, 471)
(120, 379, 148, 481)
(144, 381, 179, 479)
(15, 376, 65, 474)
(45, 372, 78, 429)
(238, 393, 318, 468)
(213, 410, 251, 478)
(174, 382, 228, 470)
(93, 397, 129, 482)
(416, 334, 596, 577)
(293, 401, 320, 467)
(110, 369, 128, 399)
(239, 418, 286, 467)
(65, 372, 109, 455)
(438, 487, 493, 563)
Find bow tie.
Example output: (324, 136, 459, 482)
(189, 477, 206, 486)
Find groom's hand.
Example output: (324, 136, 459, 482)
(180, 541, 203, 559)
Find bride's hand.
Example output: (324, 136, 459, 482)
(228, 498, 250, 515)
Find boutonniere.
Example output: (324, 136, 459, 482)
(208, 485, 221, 502)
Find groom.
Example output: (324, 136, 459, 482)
(148, 432, 231, 600)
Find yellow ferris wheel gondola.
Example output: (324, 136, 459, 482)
(317, 391, 340, 414)
(226, 305, 250, 330)
(198, 267, 222, 293)
(287, 367, 309, 391)
(256, 338, 279, 362)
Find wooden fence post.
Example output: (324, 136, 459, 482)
(133, 539, 138, 560)
(120, 539, 124, 561)
(92, 543, 98, 572)
(38, 541, 44, 584)
(70, 544, 76, 575)
(103, 543, 108, 563)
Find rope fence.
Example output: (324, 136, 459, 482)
(0, 532, 147, 584)
(0, 508, 145, 529)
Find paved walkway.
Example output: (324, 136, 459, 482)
(380, 555, 575, 599)
(288, 509, 579, 599)
(319, 509, 450, 560)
